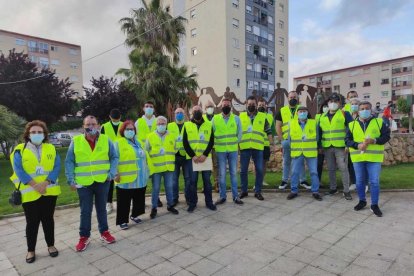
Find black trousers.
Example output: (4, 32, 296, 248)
(317, 153, 324, 181)
(116, 187, 146, 225)
(107, 180, 114, 203)
(22, 195, 57, 252)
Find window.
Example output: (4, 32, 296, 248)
(279, 54, 285, 62)
(246, 5, 252, 14)
(69, 49, 78, 55)
(29, 56, 38, 63)
(381, 91, 389, 97)
(279, 20, 284, 29)
(363, 94, 370, 99)
(363, 80, 371, 87)
(39, 42, 48, 54)
(309, 77, 316, 83)
(246, 25, 252, 33)
(232, 0, 239, 8)
(333, 73, 341, 79)
(232, 38, 239, 48)
(235, 78, 240, 87)
(363, 67, 370, 74)
(70, 62, 78, 69)
(248, 81, 254, 89)
(381, 78, 389, 84)
(269, 68, 274, 76)
(246, 44, 252, 52)
(350, 82, 356, 88)
(278, 37, 284, 46)
(191, 47, 197, 56)
(51, 59, 60, 66)
(253, 26, 260, 36)
(268, 50, 274, 58)
(51, 45, 58, 52)
(279, 3, 284, 12)
(260, 29, 268, 39)
(268, 15, 273, 24)
(333, 85, 340, 93)
(28, 41, 38, 52)
(247, 63, 253, 70)
(268, 34, 274, 42)
(381, 64, 389, 71)
(349, 69, 361, 76)
(254, 81, 259, 90)
(191, 66, 197, 74)
(190, 9, 196, 19)
(260, 47, 267, 57)
(279, 70, 284, 78)
(15, 38, 26, 46)
(39, 57, 49, 68)
(191, 28, 197, 38)
(70, 75, 79, 82)
(233, 59, 240, 68)
(232, 18, 239, 28)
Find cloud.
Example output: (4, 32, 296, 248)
(319, 0, 342, 11)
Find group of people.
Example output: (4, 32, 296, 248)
(10, 89, 390, 264)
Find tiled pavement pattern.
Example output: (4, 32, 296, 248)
(1, 191, 414, 275)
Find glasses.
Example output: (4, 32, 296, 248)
(29, 131, 44, 134)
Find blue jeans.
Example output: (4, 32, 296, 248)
(240, 149, 263, 194)
(353, 162, 381, 205)
(188, 170, 213, 207)
(152, 171, 174, 209)
(282, 140, 306, 182)
(291, 156, 320, 194)
(77, 181, 110, 237)
(173, 155, 192, 202)
(217, 151, 239, 200)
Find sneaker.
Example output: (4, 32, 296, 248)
(130, 216, 142, 224)
(343, 192, 352, 200)
(312, 193, 323, 201)
(120, 223, 128, 230)
(157, 198, 163, 207)
(254, 193, 264, 201)
(150, 208, 157, 219)
(370, 205, 382, 217)
(206, 204, 217, 211)
(287, 193, 298, 200)
(234, 197, 244, 205)
(215, 198, 226, 205)
(167, 206, 179, 215)
(300, 181, 311, 190)
(106, 203, 113, 214)
(365, 185, 369, 193)
(349, 184, 356, 191)
(278, 181, 288, 190)
(187, 206, 196, 213)
(324, 189, 338, 196)
(263, 182, 270, 186)
(354, 200, 367, 211)
(100, 231, 116, 244)
(75, 236, 90, 252)
(239, 192, 248, 199)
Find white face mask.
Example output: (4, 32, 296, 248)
(206, 107, 214, 115)
(322, 107, 329, 113)
(328, 102, 339, 111)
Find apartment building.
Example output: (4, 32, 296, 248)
(165, 0, 289, 104)
(0, 29, 83, 96)
(293, 55, 414, 108)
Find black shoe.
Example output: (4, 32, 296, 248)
(215, 198, 226, 205)
(167, 206, 179, 215)
(171, 199, 178, 208)
(312, 193, 323, 201)
(206, 204, 217, 211)
(187, 206, 196, 213)
(26, 252, 36, 263)
(343, 192, 352, 200)
(370, 204, 383, 217)
(287, 193, 298, 200)
(324, 189, 338, 196)
(278, 181, 288, 190)
(234, 197, 244, 205)
(254, 193, 264, 201)
(300, 181, 311, 190)
(354, 200, 367, 211)
(150, 208, 157, 219)
(157, 198, 163, 207)
(48, 247, 59, 257)
(239, 192, 248, 199)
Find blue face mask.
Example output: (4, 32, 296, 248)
(124, 130, 135, 139)
(359, 109, 371, 119)
(85, 127, 98, 135)
(175, 113, 184, 121)
(30, 133, 44, 145)
(351, 105, 359, 113)
(145, 107, 154, 116)
(298, 112, 308, 120)
(157, 125, 166, 133)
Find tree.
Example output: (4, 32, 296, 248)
(81, 76, 137, 122)
(397, 96, 412, 133)
(0, 105, 26, 160)
(0, 49, 77, 125)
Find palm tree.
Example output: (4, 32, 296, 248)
(0, 105, 26, 160)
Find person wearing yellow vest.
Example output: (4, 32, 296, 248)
(275, 91, 308, 190)
(167, 107, 191, 206)
(212, 98, 243, 205)
(343, 90, 359, 113)
(345, 101, 390, 217)
(286, 107, 323, 201)
(113, 120, 150, 230)
(11, 120, 61, 263)
(101, 108, 123, 215)
(65, 115, 119, 252)
(318, 93, 354, 200)
(203, 101, 219, 192)
(145, 116, 179, 219)
(239, 96, 274, 201)
(347, 97, 361, 192)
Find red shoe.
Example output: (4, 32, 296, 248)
(100, 230, 116, 244)
(75, 236, 90, 252)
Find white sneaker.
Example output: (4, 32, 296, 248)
(300, 181, 311, 190)
(365, 185, 369, 193)
(263, 182, 270, 186)
(349, 184, 356, 191)
(106, 203, 113, 214)
(278, 181, 288, 190)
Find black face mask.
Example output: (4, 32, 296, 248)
(289, 99, 298, 106)
(222, 106, 231, 115)
(258, 107, 266, 112)
(248, 105, 257, 113)
(193, 111, 202, 120)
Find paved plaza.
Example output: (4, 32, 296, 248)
(1, 191, 413, 276)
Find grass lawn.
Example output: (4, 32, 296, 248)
(1, 147, 413, 217)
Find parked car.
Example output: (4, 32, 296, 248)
(56, 133, 74, 147)
(48, 134, 63, 147)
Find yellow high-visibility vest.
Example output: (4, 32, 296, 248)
(102, 121, 123, 142)
(264, 113, 274, 147)
(213, 114, 239, 152)
(73, 134, 110, 186)
(239, 112, 266, 150)
(343, 103, 351, 113)
(349, 118, 384, 162)
(135, 117, 157, 146)
(280, 105, 300, 139)
(167, 122, 186, 156)
(147, 132, 175, 174)
(115, 137, 139, 184)
(319, 110, 346, 148)
(10, 143, 61, 203)
(289, 119, 317, 158)
(184, 121, 212, 159)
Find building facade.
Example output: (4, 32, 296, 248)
(164, 0, 288, 107)
(293, 56, 414, 109)
(0, 29, 83, 96)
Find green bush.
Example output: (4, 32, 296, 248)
(400, 117, 414, 129)
(49, 120, 83, 132)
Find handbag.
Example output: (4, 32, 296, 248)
(9, 182, 22, 206)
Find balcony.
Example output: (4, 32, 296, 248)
(253, 35, 268, 45)
(253, 0, 267, 9)
(253, 54, 268, 63)
(261, 73, 268, 80)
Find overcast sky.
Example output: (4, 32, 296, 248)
(1, 0, 414, 90)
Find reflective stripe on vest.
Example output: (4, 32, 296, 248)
(281, 105, 299, 139)
(319, 110, 346, 147)
(74, 134, 110, 186)
(184, 121, 212, 159)
(136, 118, 157, 146)
(349, 119, 384, 162)
(102, 121, 123, 142)
(167, 122, 186, 156)
(10, 143, 61, 203)
(147, 132, 175, 174)
(213, 114, 239, 152)
(289, 119, 318, 158)
(115, 137, 139, 185)
(239, 112, 266, 150)
(264, 112, 274, 147)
